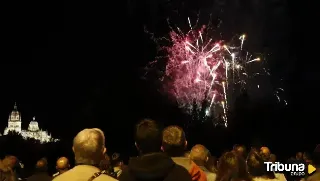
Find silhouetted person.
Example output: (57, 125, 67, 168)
(296, 152, 303, 161)
(247, 149, 279, 181)
(205, 156, 217, 173)
(119, 119, 192, 181)
(27, 159, 52, 181)
(111, 153, 125, 179)
(190, 144, 216, 181)
(53, 128, 117, 181)
(303, 152, 312, 165)
(216, 151, 252, 181)
(12, 157, 25, 180)
(99, 154, 117, 179)
(53, 157, 70, 178)
(306, 148, 320, 181)
(233, 144, 247, 159)
(260, 147, 271, 161)
(162, 125, 207, 181)
(41, 158, 48, 165)
(0, 156, 18, 181)
(286, 152, 305, 181)
(4, 156, 22, 181)
(268, 154, 286, 180)
(269, 154, 276, 163)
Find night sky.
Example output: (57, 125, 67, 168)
(1, 0, 318, 157)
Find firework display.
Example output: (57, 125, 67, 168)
(145, 17, 286, 127)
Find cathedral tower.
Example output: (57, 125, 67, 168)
(28, 116, 40, 131)
(4, 103, 22, 134)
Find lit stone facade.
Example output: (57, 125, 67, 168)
(3, 103, 59, 143)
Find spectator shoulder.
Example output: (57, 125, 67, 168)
(171, 164, 193, 181)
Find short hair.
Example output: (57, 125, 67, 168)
(73, 128, 105, 165)
(233, 144, 247, 158)
(135, 119, 162, 154)
(3, 156, 17, 169)
(260, 147, 271, 159)
(1, 156, 18, 172)
(303, 152, 311, 160)
(296, 152, 303, 160)
(190, 144, 209, 165)
(36, 159, 48, 172)
(162, 125, 186, 157)
(247, 150, 275, 179)
(56, 157, 69, 170)
(216, 151, 252, 181)
(93, 128, 105, 144)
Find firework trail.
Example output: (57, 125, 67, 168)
(145, 17, 286, 127)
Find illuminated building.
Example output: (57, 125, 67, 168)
(2, 103, 59, 143)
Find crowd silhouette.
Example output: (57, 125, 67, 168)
(0, 119, 319, 181)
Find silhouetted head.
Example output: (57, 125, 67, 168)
(56, 157, 70, 172)
(3, 156, 17, 170)
(0, 156, 18, 172)
(36, 159, 48, 172)
(0, 156, 18, 181)
(247, 149, 275, 179)
(303, 152, 310, 160)
(296, 152, 303, 160)
(206, 155, 218, 173)
(190, 144, 209, 166)
(260, 146, 271, 160)
(233, 144, 247, 159)
(111, 153, 123, 167)
(73, 128, 106, 165)
(216, 151, 252, 181)
(162, 125, 187, 157)
(313, 151, 320, 168)
(135, 119, 162, 154)
(270, 154, 276, 163)
(41, 157, 48, 163)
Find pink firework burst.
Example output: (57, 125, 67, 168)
(146, 18, 264, 127)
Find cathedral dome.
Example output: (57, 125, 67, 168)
(28, 117, 39, 132)
(9, 103, 21, 122)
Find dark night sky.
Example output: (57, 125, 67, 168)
(0, 0, 318, 156)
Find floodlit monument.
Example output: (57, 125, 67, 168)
(2, 103, 59, 143)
